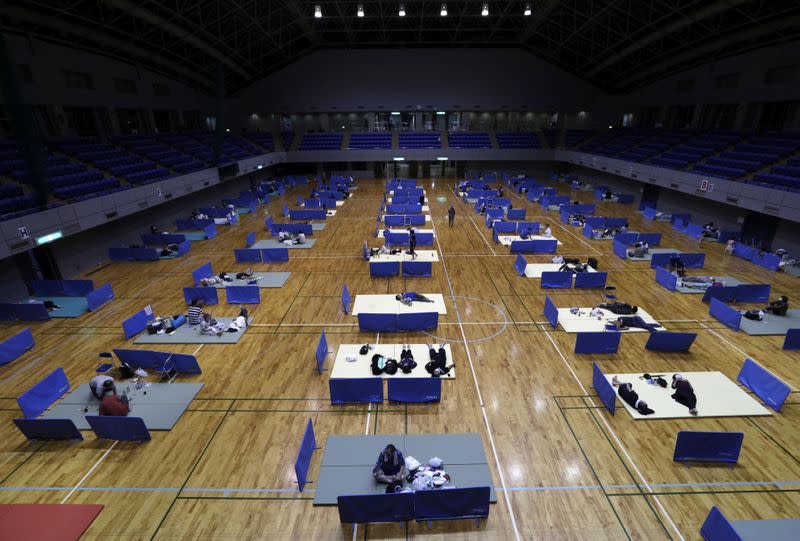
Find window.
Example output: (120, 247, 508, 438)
(764, 65, 797, 85)
(114, 78, 137, 95)
(17, 64, 32, 84)
(153, 82, 170, 96)
(714, 73, 740, 90)
(675, 79, 694, 93)
(63, 70, 94, 90)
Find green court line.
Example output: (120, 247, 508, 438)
(610, 487, 800, 497)
(747, 417, 800, 467)
(556, 400, 633, 541)
(0, 441, 45, 486)
(175, 495, 312, 501)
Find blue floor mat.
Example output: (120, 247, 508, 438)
(26, 296, 88, 318)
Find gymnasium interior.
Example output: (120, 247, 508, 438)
(2, 1, 800, 539)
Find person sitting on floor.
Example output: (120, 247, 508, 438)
(425, 344, 453, 376)
(295, 232, 307, 245)
(200, 313, 226, 336)
(612, 316, 662, 332)
(765, 295, 789, 316)
(188, 299, 205, 325)
(99, 387, 130, 417)
(671, 374, 698, 415)
(611, 377, 655, 415)
(373, 444, 408, 485)
(278, 230, 291, 241)
(597, 301, 638, 315)
(225, 307, 250, 333)
(396, 291, 434, 305)
(543, 224, 552, 237)
(90, 375, 115, 400)
(667, 255, 686, 276)
(630, 243, 646, 258)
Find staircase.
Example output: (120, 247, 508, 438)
(441, 131, 449, 149)
(391, 131, 399, 150)
(341, 131, 350, 150)
(535, 129, 549, 149)
(488, 130, 499, 149)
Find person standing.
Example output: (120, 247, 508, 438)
(448, 205, 456, 227)
(408, 228, 417, 259)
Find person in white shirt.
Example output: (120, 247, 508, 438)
(543, 224, 552, 237)
(296, 232, 307, 244)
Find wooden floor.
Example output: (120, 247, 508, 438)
(1, 177, 799, 540)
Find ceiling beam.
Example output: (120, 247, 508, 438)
(102, 0, 251, 79)
(518, 0, 563, 43)
(585, 0, 748, 77)
(614, 13, 800, 90)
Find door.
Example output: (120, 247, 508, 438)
(740, 211, 778, 249)
(639, 184, 660, 210)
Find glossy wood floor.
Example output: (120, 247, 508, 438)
(1, 176, 799, 540)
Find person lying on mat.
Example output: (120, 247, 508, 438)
(99, 389, 130, 417)
(160, 244, 179, 257)
(612, 316, 662, 333)
(678, 276, 724, 290)
(671, 374, 698, 416)
(398, 346, 418, 374)
(425, 344, 453, 377)
(373, 444, 408, 484)
(188, 299, 205, 325)
(611, 377, 655, 415)
(295, 232, 307, 245)
(396, 292, 434, 305)
(743, 309, 766, 321)
(765, 295, 789, 316)
(235, 267, 257, 280)
(597, 301, 638, 315)
(90, 375, 115, 400)
(278, 230, 291, 241)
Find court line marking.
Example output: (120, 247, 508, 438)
(430, 203, 522, 541)
(469, 216, 497, 256)
(540, 323, 685, 541)
(60, 441, 118, 504)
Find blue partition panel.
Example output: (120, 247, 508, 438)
(387, 378, 442, 403)
(701, 286, 738, 303)
(338, 493, 414, 524)
(645, 332, 697, 352)
(737, 358, 790, 411)
(655, 267, 677, 292)
(192, 262, 214, 285)
(514, 254, 527, 276)
(122, 308, 155, 339)
(673, 431, 744, 464)
(17, 367, 69, 418)
(358, 313, 398, 332)
(0, 328, 34, 367)
(735, 284, 771, 303)
(86, 416, 151, 441)
(141, 233, 187, 245)
(671, 213, 690, 226)
(732, 243, 756, 261)
(316, 331, 328, 373)
(506, 209, 526, 220)
(402, 261, 432, 277)
(294, 419, 316, 492)
(616, 194, 634, 204)
(637, 233, 662, 246)
(575, 332, 621, 354)
(289, 209, 326, 220)
(398, 312, 438, 331)
(0, 303, 16, 321)
(650, 252, 679, 268)
(14, 418, 83, 441)
(342, 283, 351, 313)
(541, 272, 573, 289)
(226, 286, 260, 304)
(700, 507, 742, 541)
(643, 207, 657, 220)
(183, 287, 219, 305)
(370, 262, 400, 277)
(613, 232, 638, 246)
(585, 216, 605, 228)
(612, 240, 628, 260)
(530, 239, 557, 253)
(245, 231, 256, 247)
(544, 295, 558, 329)
(114, 348, 200, 374)
(672, 221, 687, 234)
(592, 363, 616, 414)
(330, 378, 384, 404)
(752, 251, 781, 271)
(269, 224, 312, 236)
(582, 223, 594, 239)
(86, 283, 114, 310)
(262, 248, 289, 262)
(783, 329, 800, 350)
(12, 303, 50, 321)
(32, 279, 95, 296)
(680, 253, 706, 268)
(517, 222, 540, 234)
(234, 248, 262, 263)
(684, 223, 705, 238)
(108, 247, 152, 261)
(709, 298, 741, 331)
(414, 487, 491, 523)
(384, 215, 404, 226)
(574, 272, 608, 289)
(604, 217, 628, 228)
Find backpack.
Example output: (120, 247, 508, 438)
(384, 358, 398, 375)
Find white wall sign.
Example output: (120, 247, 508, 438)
(17, 226, 29, 240)
(699, 179, 709, 191)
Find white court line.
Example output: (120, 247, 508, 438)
(469, 216, 497, 256)
(61, 441, 118, 504)
(192, 344, 204, 356)
(539, 323, 685, 541)
(355, 331, 380, 541)
(696, 320, 798, 392)
(430, 203, 522, 541)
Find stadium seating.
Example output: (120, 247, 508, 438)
(399, 132, 441, 149)
(348, 132, 392, 149)
(496, 132, 540, 149)
(298, 133, 343, 150)
(448, 132, 491, 149)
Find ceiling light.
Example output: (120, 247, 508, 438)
(481, 3, 489, 16)
(357, 4, 364, 17)
(399, 3, 406, 16)
(524, 3, 532, 16)
(314, 4, 322, 18)
(440, 3, 447, 16)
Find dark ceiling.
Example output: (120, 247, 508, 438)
(3, 0, 800, 95)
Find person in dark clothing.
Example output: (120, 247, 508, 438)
(419, 195, 425, 205)
(448, 205, 456, 227)
(671, 374, 698, 415)
(425, 344, 452, 377)
(667, 255, 686, 276)
(613, 316, 662, 332)
(597, 302, 638, 315)
(765, 295, 789, 316)
(408, 228, 417, 258)
(611, 377, 654, 415)
(373, 444, 407, 484)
